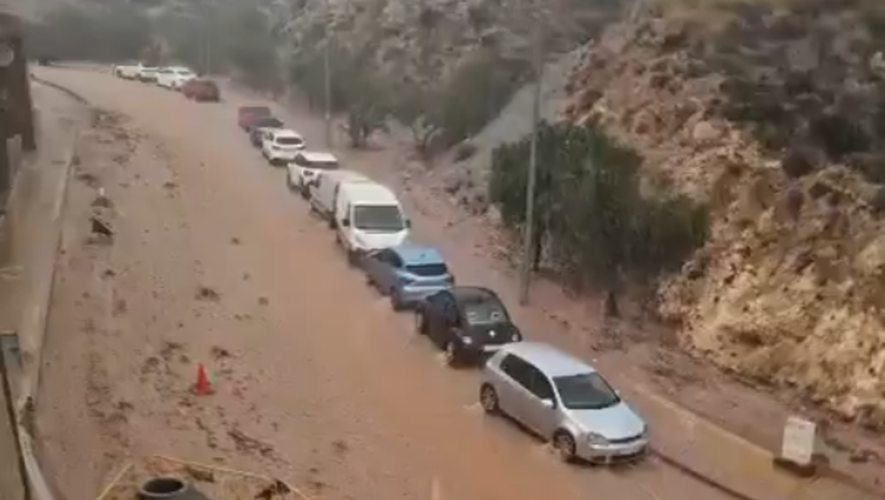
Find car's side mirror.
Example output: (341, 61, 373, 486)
(341, 219, 351, 227)
(540, 398, 556, 409)
(404, 219, 412, 228)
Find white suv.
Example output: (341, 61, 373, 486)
(157, 66, 196, 90)
(261, 129, 306, 165)
(286, 151, 339, 198)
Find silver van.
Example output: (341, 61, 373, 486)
(480, 342, 648, 464)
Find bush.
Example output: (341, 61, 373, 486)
(489, 122, 708, 306)
(435, 50, 529, 148)
(454, 142, 477, 162)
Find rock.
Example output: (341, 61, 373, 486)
(442, 173, 463, 195)
(691, 120, 720, 144)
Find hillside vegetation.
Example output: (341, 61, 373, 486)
(553, 0, 885, 429)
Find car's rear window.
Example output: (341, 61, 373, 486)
(407, 263, 448, 277)
(276, 136, 303, 145)
(463, 300, 508, 324)
(255, 118, 283, 128)
(307, 160, 338, 170)
(241, 107, 271, 116)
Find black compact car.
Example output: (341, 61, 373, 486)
(415, 286, 523, 366)
(248, 117, 285, 147)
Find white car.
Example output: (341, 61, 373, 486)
(261, 129, 306, 165)
(114, 63, 142, 79)
(157, 66, 196, 90)
(286, 151, 339, 198)
(137, 66, 160, 83)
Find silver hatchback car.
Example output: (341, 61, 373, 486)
(480, 342, 648, 464)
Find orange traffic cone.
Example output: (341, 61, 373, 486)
(193, 363, 213, 395)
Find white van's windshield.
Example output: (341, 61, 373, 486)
(352, 205, 405, 231)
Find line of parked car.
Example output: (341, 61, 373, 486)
(234, 105, 651, 466)
(112, 62, 221, 101)
(102, 68, 652, 466)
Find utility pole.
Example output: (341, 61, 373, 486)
(204, 0, 213, 75)
(518, 12, 543, 305)
(322, 0, 333, 148)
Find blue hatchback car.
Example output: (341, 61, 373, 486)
(363, 244, 454, 310)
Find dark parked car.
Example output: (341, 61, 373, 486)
(237, 106, 272, 130)
(182, 79, 220, 102)
(415, 286, 523, 366)
(248, 117, 285, 147)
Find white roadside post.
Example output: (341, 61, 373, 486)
(774, 415, 818, 476)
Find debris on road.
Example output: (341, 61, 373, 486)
(91, 187, 113, 208)
(96, 456, 299, 500)
(228, 428, 275, 458)
(195, 286, 221, 301)
(89, 215, 114, 241)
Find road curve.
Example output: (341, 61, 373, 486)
(34, 67, 736, 500)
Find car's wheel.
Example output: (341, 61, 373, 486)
(390, 290, 404, 311)
(346, 250, 358, 267)
(480, 384, 500, 415)
(443, 340, 459, 367)
(299, 182, 309, 200)
(553, 431, 577, 463)
(415, 310, 427, 335)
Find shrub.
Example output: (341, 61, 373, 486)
(809, 113, 870, 159)
(454, 142, 477, 162)
(489, 122, 708, 309)
(435, 50, 529, 148)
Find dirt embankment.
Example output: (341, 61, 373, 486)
(562, 0, 885, 429)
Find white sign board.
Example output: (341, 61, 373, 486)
(781, 416, 816, 465)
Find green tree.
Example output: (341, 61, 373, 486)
(489, 122, 708, 316)
(436, 49, 528, 147)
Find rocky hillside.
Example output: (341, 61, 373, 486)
(556, 0, 885, 429)
(283, 0, 619, 78)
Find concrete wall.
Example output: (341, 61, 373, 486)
(0, 133, 29, 500)
(0, 80, 87, 500)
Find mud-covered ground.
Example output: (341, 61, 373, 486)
(30, 66, 880, 500)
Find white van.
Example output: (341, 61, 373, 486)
(309, 170, 372, 227)
(334, 182, 410, 263)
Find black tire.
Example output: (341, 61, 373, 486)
(390, 290, 404, 311)
(327, 217, 336, 229)
(553, 431, 577, 463)
(480, 384, 500, 414)
(443, 340, 459, 367)
(299, 182, 309, 200)
(138, 477, 189, 500)
(415, 309, 427, 335)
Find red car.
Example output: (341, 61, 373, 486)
(182, 79, 220, 102)
(237, 105, 272, 130)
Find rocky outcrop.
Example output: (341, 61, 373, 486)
(561, 0, 885, 429)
